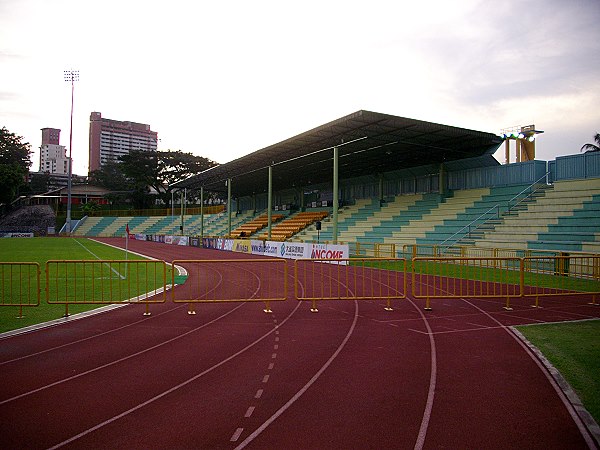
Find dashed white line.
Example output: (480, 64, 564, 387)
(244, 406, 255, 418)
(268, 363, 274, 370)
(271, 353, 277, 359)
(262, 375, 270, 383)
(255, 389, 263, 399)
(274, 344, 279, 350)
(230, 428, 244, 442)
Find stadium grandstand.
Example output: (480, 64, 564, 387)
(12, 110, 599, 256)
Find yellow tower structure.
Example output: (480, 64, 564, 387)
(500, 125, 544, 164)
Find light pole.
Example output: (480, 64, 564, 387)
(64, 69, 79, 233)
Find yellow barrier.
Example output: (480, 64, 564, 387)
(412, 257, 522, 310)
(522, 255, 600, 307)
(294, 258, 406, 312)
(46, 260, 167, 317)
(0, 262, 40, 318)
(171, 259, 288, 313)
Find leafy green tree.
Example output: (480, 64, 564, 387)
(119, 150, 217, 208)
(0, 164, 26, 205)
(89, 159, 133, 192)
(0, 127, 32, 205)
(580, 133, 600, 153)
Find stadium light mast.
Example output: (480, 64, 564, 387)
(64, 70, 79, 234)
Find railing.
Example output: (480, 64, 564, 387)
(1, 255, 598, 328)
(438, 173, 550, 250)
(87, 205, 225, 217)
(294, 258, 407, 312)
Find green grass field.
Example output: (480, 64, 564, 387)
(0, 237, 171, 333)
(516, 320, 600, 424)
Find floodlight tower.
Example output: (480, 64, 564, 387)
(64, 70, 79, 233)
(500, 125, 544, 164)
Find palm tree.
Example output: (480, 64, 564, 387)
(580, 133, 600, 152)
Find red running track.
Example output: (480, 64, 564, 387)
(0, 237, 598, 449)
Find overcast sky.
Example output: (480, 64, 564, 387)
(1, 0, 599, 175)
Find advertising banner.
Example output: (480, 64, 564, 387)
(172, 236, 189, 246)
(309, 243, 349, 264)
(0, 232, 34, 238)
(278, 242, 309, 259)
(233, 239, 251, 254)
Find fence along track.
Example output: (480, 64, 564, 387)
(294, 258, 407, 312)
(2, 255, 597, 319)
(171, 259, 288, 313)
(0, 262, 40, 318)
(46, 260, 167, 316)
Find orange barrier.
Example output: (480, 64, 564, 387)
(171, 259, 288, 314)
(46, 260, 167, 317)
(412, 257, 522, 310)
(0, 262, 40, 318)
(522, 255, 600, 307)
(294, 258, 407, 312)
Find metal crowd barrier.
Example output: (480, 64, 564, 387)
(0, 262, 40, 318)
(46, 260, 167, 317)
(172, 259, 288, 314)
(412, 257, 523, 310)
(522, 255, 600, 307)
(294, 258, 407, 312)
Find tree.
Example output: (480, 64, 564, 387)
(119, 150, 218, 208)
(0, 127, 32, 205)
(89, 159, 133, 192)
(580, 133, 600, 153)
(0, 164, 26, 205)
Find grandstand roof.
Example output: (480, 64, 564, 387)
(177, 110, 503, 196)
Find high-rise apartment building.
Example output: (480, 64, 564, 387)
(39, 127, 69, 174)
(88, 112, 158, 173)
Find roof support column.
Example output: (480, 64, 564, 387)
(439, 163, 446, 195)
(267, 165, 273, 240)
(227, 178, 232, 237)
(200, 186, 204, 238)
(333, 146, 339, 244)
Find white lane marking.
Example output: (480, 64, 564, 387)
(43, 301, 303, 449)
(244, 407, 255, 418)
(268, 363, 274, 370)
(234, 301, 359, 450)
(410, 295, 437, 450)
(262, 375, 270, 383)
(463, 299, 598, 449)
(230, 428, 244, 442)
(254, 389, 263, 399)
(271, 353, 277, 359)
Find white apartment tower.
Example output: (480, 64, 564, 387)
(39, 128, 69, 174)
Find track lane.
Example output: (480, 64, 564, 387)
(1, 238, 597, 449)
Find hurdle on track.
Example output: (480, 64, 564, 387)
(412, 257, 522, 310)
(0, 262, 40, 319)
(46, 260, 168, 317)
(294, 258, 407, 312)
(522, 255, 600, 307)
(171, 259, 288, 314)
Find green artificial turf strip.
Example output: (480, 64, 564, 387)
(0, 237, 170, 333)
(516, 320, 600, 424)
